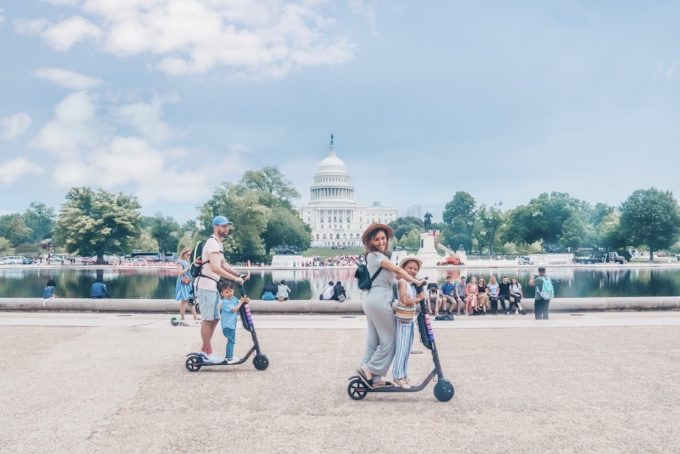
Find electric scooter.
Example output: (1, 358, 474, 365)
(346, 282, 455, 402)
(184, 282, 269, 372)
(171, 294, 200, 326)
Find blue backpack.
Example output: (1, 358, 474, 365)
(537, 277, 554, 300)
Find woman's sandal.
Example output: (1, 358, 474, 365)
(357, 368, 375, 389)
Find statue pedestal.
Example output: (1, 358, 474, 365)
(416, 232, 443, 267)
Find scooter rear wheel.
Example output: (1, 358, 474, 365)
(185, 355, 202, 372)
(253, 353, 269, 371)
(347, 378, 368, 400)
(170, 317, 180, 326)
(434, 379, 454, 402)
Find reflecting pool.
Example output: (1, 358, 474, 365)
(2, 266, 680, 301)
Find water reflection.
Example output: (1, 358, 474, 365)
(1, 267, 679, 300)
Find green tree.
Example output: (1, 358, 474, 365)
(238, 167, 310, 257)
(398, 228, 421, 250)
(474, 204, 505, 255)
(22, 202, 55, 243)
(442, 191, 476, 252)
(0, 214, 33, 246)
(0, 237, 11, 255)
(148, 214, 181, 254)
(503, 192, 589, 251)
(199, 183, 270, 263)
(261, 206, 312, 255)
(389, 216, 424, 240)
(54, 187, 142, 264)
(131, 230, 160, 252)
(620, 188, 680, 261)
(238, 167, 300, 207)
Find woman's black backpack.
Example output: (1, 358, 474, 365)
(355, 264, 383, 290)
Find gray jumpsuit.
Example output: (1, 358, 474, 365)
(360, 251, 397, 377)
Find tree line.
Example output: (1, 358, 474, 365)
(3, 176, 678, 263)
(389, 189, 680, 261)
(0, 167, 311, 264)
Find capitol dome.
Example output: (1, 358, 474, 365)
(309, 135, 355, 204)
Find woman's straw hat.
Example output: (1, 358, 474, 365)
(399, 255, 422, 269)
(361, 223, 394, 247)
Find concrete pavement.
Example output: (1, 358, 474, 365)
(1, 311, 679, 453)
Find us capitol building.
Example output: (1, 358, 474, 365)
(298, 136, 397, 248)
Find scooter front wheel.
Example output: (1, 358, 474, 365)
(434, 379, 454, 402)
(253, 353, 269, 371)
(185, 355, 202, 372)
(347, 378, 368, 400)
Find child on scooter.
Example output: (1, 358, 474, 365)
(392, 256, 426, 389)
(218, 280, 250, 364)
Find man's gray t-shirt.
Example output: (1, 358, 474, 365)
(366, 251, 395, 288)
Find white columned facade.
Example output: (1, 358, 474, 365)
(298, 136, 398, 248)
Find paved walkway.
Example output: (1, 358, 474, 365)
(1, 311, 679, 453)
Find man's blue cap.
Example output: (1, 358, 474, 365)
(212, 215, 233, 226)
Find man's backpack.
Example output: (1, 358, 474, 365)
(189, 240, 208, 279)
(355, 261, 383, 290)
(538, 276, 554, 300)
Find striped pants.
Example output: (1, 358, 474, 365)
(392, 320, 414, 380)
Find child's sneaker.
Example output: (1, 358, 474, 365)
(226, 356, 240, 365)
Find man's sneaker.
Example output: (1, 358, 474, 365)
(207, 353, 224, 364)
(226, 356, 241, 365)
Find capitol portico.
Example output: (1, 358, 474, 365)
(298, 136, 397, 248)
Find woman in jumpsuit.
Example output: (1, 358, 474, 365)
(357, 223, 426, 388)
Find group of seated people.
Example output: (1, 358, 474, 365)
(319, 281, 347, 302)
(428, 275, 527, 316)
(261, 280, 292, 301)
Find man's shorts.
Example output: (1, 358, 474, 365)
(196, 289, 220, 321)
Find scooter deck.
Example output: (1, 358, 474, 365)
(350, 369, 437, 393)
(187, 347, 256, 367)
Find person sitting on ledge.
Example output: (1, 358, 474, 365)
(90, 279, 108, 298)
(262, 281, 277, 301)
(320, 281, 335, 300)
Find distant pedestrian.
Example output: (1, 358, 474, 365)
(90, 279, 108, 298)
(487, 275, 500, 314)
(508, 277, 525, 315)
(529, 266, 554, 320)
(262, 281, 277, 300)
(42, 279, 57, 302)
(320, 281, 335, 300)
(498, 276, 512, 315)
(333, 281, 346, 302)
(175, 249, 197, 325)
(277, 280, 291, 301)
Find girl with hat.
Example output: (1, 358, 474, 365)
(357, 223, 426, 388)
(391, 256, 426, 388)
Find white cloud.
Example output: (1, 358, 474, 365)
(0, 158, 44, 185)
(19, 1, 354, 77)
(15, 16, 101, 51)
(30, 90, 246, 204)
(1, 113, 32, 140)
(33, 67, 103, 90)
(31, 91, 104, 157)
(114, 95, 176, 144)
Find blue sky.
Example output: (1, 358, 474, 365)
(1, 1, 679, 223)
